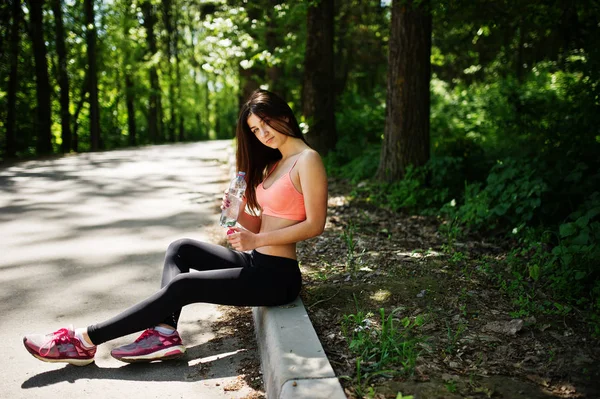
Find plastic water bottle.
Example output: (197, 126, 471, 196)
(220, 171, 247, 227)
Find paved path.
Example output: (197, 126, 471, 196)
(0, 141, 258, 398)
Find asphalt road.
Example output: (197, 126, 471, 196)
(0, 141, 258, 398)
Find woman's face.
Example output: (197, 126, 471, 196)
(247, 114, 288, 149)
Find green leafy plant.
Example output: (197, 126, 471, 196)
(341, 221, 358, 275)
(341, 303, 424, 395)
(444, 321, 467, 356)
(455, 158, 548, 231)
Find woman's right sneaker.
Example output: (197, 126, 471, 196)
(23, 326, 96, 366)
(110, 328, 186, 363)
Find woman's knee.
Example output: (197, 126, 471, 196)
(166, 238, 195, 257)
(163, 274, 194, 304)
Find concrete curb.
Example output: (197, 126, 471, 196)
(253, 298, 347, 399)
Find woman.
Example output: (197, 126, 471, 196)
(23, 89, 328, 366)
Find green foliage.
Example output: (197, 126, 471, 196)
(351, 156, 463, 215)
(341, 303, 424, 396)
(549, 194, 600, 301)
(324, 91, 386, 182)
(341, 220, 358, 275)
(451, 158, 548, 230)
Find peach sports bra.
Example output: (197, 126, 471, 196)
(256, 153, 306, 221)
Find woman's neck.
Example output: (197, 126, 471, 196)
(278, 138, 308, 160)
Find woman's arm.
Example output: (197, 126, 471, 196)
(237, 209, 261, 233)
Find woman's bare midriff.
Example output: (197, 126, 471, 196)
(255, 214, 301, 259)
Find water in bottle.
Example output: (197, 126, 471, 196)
(220, 171, 247, 227)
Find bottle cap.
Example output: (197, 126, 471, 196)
(237, 171, 246, 176)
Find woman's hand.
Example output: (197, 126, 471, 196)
(220, 190, 247, 212)
(220, 189, 231, 211)
(226, 227, 259, 251)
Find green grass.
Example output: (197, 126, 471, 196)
(341, 300, 425, 396)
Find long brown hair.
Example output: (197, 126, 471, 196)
(236, 89, 309, 214)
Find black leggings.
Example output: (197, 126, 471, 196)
(87, 238, 301, 345)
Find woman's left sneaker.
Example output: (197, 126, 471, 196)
(110, 328, 186, 363)
(23, 326, 96, 366)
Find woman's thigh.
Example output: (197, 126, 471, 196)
(168, 238, 251, 272)
(169, 265, 299, 307)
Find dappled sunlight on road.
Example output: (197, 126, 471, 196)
(0, 141, 259, 399)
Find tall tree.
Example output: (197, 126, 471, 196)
(265, 0, 285, 98)
(51, 0, 72, 153)
(377, 0, 431, 181)
(302, 0, 336, 156)
(174, 4, 184, 142)
(5, 0, 21, 158)
(238, 2, 263, 109)
(162, 0, 176, 142)
(84, 0, 101, 151)
(123, 24, 137, 146)
(119, 0, 137, 146)
(27, 0, 53, 154)
(141, 0, 160, 143)
(72, 73, 89, 152)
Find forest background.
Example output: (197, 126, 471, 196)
(1, 0, 599, 396)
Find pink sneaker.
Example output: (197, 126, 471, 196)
(111, 328, 186, 363)
(23, 326, 96, 366)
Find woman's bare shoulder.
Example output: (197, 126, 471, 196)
(297, 148, 326, 178)
(299, 148, 323, 164)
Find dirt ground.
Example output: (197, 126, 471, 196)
(215, 177, 600, 399)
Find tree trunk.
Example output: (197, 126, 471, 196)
(6, 0, 21, 158)
(239, 66, 261, 108)
(302, 0, 336, 156)
(125, 74, 137, 146)
(189, 11, 203, 140)
(205, 79, 210, 137)
(72, 73, 89, 152)
(142, 0, 160, 143)
(334, 1, 351, 97)
(266, 0, 285, 98)
(163, 0, 175, 142)
(376, 0, 431, 182)
(175, 5, 184, 142)
(122, 16, 137, 146)
(51, 0, 72, 153)
(28, 0, 53, 155)
(84, 0, 101, 151)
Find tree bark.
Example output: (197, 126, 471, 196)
(175, 4, 184, 142)
(6, 0, 21, 158)
(51, 0, 72, 153)
(73, 72, 89, 152)
(84, 0, 101, 151)
(238, 3, 263, 109)
(266, 0, 285, 98)
(162, 0, 175, 142)
(239, 66, 261, 108)
(28, 0, 53, 155)
(302, 0, 336, 156)
(376, 0, 431, 182)
(142, 0, 160, 143)
(125, 74, 137, 146)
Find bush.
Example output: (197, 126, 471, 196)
(451, 158, 548, 231)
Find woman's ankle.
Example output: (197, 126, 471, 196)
(75, 328, 96, 348)
(156, 323, 176, 331)
(154, 324, 177, 335)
